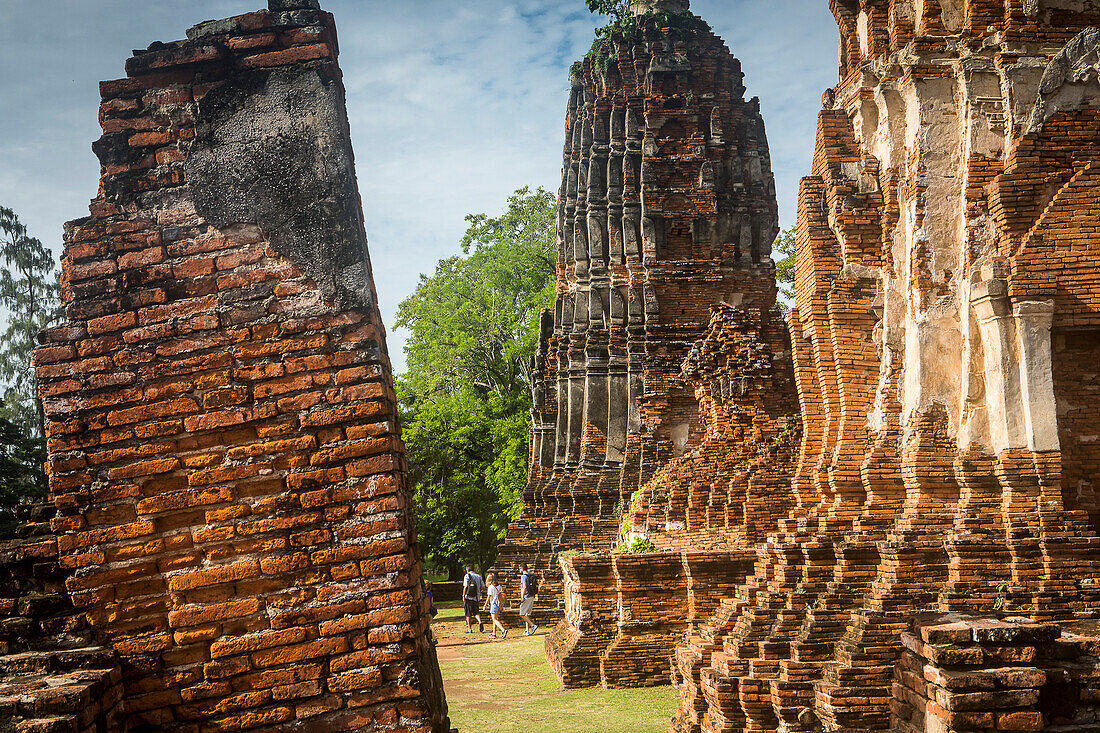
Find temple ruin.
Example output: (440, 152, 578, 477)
(494, 0, 784, 620)
(3, 1, 450, 731)
(517, 0, 1100, 731)
(2, 0, 1100, 731)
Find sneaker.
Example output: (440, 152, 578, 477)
(479, 622, 484, 632)
(502, 630, 508, 639)
(531, 624, 539, 634)
(488, 634, 497, 639)
(464, 629, 472, 634)
(522, 629, 531, 636)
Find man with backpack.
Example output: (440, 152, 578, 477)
(518, 563, 539, 636)
(462, 564, 485, 634)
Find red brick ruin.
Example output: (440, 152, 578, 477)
(4, 0, 1100, 731)
(505, 0, 1100, 731)
(494, 0, 784, 620)
(5, 1, 450, 731)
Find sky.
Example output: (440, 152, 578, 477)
(0, 0, 838, 373)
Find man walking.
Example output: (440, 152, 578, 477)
(519, 563, 539, 636)
(462, 564, 485, 634)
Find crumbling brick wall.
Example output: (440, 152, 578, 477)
(893, 616, 1100, 733)
(670, 2, 1100, 732)
(548, 549, 754, 690)
(0, 503, 125, 733)
(31, 1, 449, 730)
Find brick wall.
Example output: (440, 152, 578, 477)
(547, 549, 753, 689)
(31, 2, 448, 730)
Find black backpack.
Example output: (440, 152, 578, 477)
(524, 572, 538, 597)
(464, 574, 479, 599)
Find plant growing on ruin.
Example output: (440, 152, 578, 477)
(575, 1, 701, 78)
(585, 0, 631, 21)
(616, 536, 658, 553)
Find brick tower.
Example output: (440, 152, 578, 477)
(669, 2, 1100, 731)
(495, 0, 782, 616)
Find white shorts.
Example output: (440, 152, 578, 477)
(519, 597, 536, 616)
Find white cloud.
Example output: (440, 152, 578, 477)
(0, 0, 836, 373)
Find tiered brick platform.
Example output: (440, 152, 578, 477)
(548, 549, 755, 689)
(670, 1, 1100, 731)
(24, 1, 450, 730)
(0, 504, 123, 733)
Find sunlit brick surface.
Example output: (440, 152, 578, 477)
(28, 2, 449, 730)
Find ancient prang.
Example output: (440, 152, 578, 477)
(526, 0, 1100, 732)
(1, 2, 449, 731)
(494, 0, 784, 619)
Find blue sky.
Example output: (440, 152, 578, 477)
(0, 0, 837, 372)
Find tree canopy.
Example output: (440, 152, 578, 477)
(774, 227, 796, 307)
(0, 206, 62, 435)
(0, 206, 60, 535)
(396, 187, 557, 576)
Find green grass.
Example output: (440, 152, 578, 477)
(433, 602, 678, 732)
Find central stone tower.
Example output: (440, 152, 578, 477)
(496, 0, 781, 613)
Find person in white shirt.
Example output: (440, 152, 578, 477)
(484, 573, 508, 639)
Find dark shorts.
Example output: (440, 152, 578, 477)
(463, 598, 480, 617)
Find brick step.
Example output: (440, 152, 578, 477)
(0, 664, 122, 731)
(0, 647, 116, 678)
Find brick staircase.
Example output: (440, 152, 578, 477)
(0, 505, 122, 733)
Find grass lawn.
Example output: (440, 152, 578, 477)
(432, 601, 678, 733)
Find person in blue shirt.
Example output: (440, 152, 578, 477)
(518, 563, 539, 636)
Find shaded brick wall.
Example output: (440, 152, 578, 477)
(32, 2, 448, 730)
(894, 617, 1100, 733)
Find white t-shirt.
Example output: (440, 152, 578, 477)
(487, 584, 502, 605)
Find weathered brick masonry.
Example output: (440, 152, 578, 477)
(893, 616, 1100, 732)
(495, 0, 783, 623)
(28, 1, 449, 730)
(546, 301, 802, 688)
(670, 1, 1100, 732)
(525, 0, 1100, 729)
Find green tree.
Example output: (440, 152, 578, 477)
(396, 187, 556, 577)
(0, 206, 62, 436)
(0, 206, 60, 535)
(774, 226, 796, 307)
(0, 417, 48, 535)
(586, 0, 630, 20)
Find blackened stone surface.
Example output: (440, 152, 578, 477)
(185, 66, 374, 312)
(269, 0, 322, 10)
